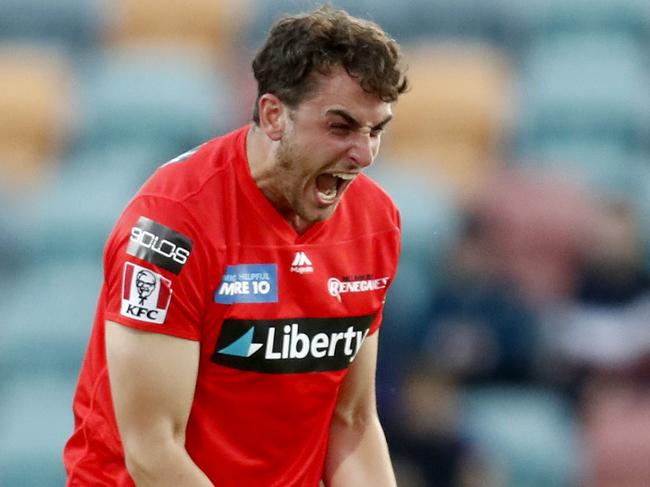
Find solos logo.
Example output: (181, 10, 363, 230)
(127, 216, 193, 275)
(121, 262, 172, 324)
(211, 315, 374, 373)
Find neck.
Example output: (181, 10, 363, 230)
(245, 124, 269, 179)
(286, 215, 311, 235)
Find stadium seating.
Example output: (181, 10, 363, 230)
(75, 46, 234, 155)
(0, 45, 73, 192)
(0, 372, 76, 487)
(244, 0, 401, 47)
(514, 34, 650, 199)
(519, 140, 647, 201)
(383, 42, 513, 196)
(0, 0, 106, 52)
(463, 386, 580, 487)
(515, 35, 650, 154)
(399, 0, 516, 46)
(105, 0, 251, 62)
(7, 142, 167, 266)
(503, 0, 650, 45)
(246, 0, 513, 48)
(0, 258, 101, 377)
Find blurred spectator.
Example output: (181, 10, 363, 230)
(464, 167, 595, 307)
(383, 166, 603, 485)
(419, 167, 597, 384)
(581, 356, 650, 487)
(577, 200, 650, 306)
(385, 365, 478, 487)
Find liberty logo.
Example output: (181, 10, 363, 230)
(121, 262, 173, 324)
(212, 316, 375, 374)
(216, 327, 263, 358)
(290, 251, 313, 274)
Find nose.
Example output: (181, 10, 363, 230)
(348, 132, 376, 169)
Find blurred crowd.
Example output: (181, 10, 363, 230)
(1, 0, 650, 486)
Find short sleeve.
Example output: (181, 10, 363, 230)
(368, 307, 384, 336)
(368, 206, 401, 336)
(103, 195, 210, 341)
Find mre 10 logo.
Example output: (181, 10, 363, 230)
(215, 264, 278, 304)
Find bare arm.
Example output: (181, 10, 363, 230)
(323, 332, 397, 487)
(105, 321, 213, 486)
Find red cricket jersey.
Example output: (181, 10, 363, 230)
(64, 126, 401, 486)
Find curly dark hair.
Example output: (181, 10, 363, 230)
(251, 5, 409, 124)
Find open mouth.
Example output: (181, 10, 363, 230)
(315, 172, 356, 204)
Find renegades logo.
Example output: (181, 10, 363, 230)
(120, 262, 172, 324)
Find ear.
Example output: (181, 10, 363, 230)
(257, 94, 287, 141)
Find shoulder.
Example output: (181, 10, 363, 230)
(135, 125, 248, 206)
(103, 127, 249, 268)
(353, 173, 399, 210)
(341, 173, 401, 231)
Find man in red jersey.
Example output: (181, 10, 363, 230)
(64, 6, 408, 486)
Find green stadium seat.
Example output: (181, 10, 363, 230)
(76, 46, 235, 154)
(463, 386, 580, 487)
(0, 0, 106, 53)
(0, 373, 76, 487)
(515, 35, 650, 164)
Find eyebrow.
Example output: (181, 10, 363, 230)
(326, 108, 393, 131)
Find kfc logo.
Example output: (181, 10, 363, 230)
(120, 262, 172, 324)
(135, 269, 156, 304)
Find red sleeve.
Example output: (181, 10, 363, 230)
(368, 308, 384, 336)
(369, 205, 401, 336)
(103, 195, 210, 341)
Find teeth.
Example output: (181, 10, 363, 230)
(332, 172, 355, 181)
(319, 188, 337, 201)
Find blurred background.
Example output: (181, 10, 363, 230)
(1, 0, 650, 485)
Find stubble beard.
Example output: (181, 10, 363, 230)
(275, 134, 326, 226)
